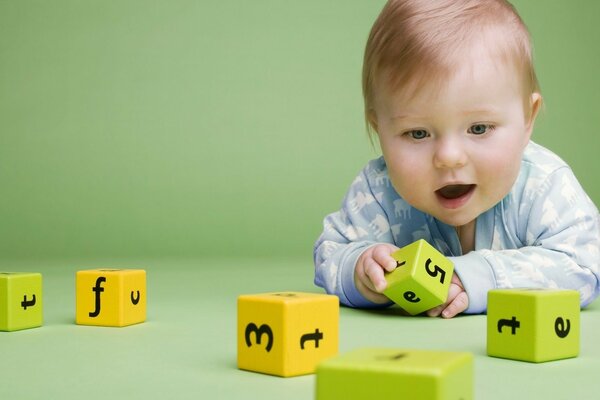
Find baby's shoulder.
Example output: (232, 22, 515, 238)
(513, 142, 573, 202)
(360, 157, 391, 188)
(522, 141, 570, 176)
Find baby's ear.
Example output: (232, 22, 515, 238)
(367, 109, 379, 133)
(525, 92, 543, 139)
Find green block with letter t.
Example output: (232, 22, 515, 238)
(487, 289, 579, 362)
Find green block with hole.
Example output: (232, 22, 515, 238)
(0, 272, 43, 331)
(383, 239, 454, 315)
(487, 289, 580, 362)
(316, 348, 473, 400)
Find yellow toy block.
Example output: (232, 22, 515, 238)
(237, 292, 339, 377)
(76, 269, 146, 327)
(316, 348, 473, 400)
(0, 272, 43, 331)
(487, 289, 580, 362)
(383, 239, 454, 315)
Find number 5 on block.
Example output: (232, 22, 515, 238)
(383, 239, 454, 315)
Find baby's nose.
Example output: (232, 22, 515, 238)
(433, 137, 468, 169)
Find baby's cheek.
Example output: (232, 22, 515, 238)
(388, 170, 426, 204)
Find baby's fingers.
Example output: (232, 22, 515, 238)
(363, 257, 388, 292)
(441, 291, 469, 319)
(426, 282, 469, 318)
(426, 303, 445, 318)
(372, 245, 398, 272)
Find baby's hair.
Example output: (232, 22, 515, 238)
(362, 0, 540, 137)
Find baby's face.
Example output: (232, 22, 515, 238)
(372, 54, 539, 228)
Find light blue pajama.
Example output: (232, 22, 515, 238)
(314, 142, 600, 313)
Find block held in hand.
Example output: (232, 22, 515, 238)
(383, 239, 454, 315)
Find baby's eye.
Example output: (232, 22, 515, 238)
(405, 129, 429, 140)
(468, 124, 494, 135)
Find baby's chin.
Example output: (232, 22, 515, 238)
(437, 215, 476, 228)
(423, 206, 480, 228)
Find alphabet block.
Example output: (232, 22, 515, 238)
(76, 269, 146, 327)
(0, 272, 43, 331)
(383, 239, 454, 315)
(237, 292, 339, 377)
(487, 289, 579, 362)
(316, 348, 473, 400)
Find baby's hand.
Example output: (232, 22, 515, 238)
(426, 273, 469, 318)
(354, 243, 399, 304)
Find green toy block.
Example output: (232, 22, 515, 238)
(0, 272, 43, 331)
(383, 239, 454, 315)
(316, 348, 473, 400)
(487, 289, 580, 362)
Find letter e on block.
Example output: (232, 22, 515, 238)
(237, 292, 339, 377)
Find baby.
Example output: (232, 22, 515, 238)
(313, 0, 600, 318)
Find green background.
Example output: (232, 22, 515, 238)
(1, 0, 599, 261)
(1, 2, 599, 399)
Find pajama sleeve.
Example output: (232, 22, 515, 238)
(313, 165, 395, 308)
(453, 166, 600, 314)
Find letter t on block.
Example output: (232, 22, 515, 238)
(0, 272, 43, 332)
(76, 269, 146, 327)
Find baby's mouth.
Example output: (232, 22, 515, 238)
(436, 184, 475, 200)
(435, 184, 475, 209)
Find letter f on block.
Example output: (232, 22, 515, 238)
(89, 277, 106, 317)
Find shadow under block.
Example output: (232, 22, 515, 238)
(0, 272, 43, 331)
(383, 239, 454, 315)
(237, 292, 339, 377)
(487, 289, 580, 362)
(316, 348, 473, 400)
(76, 269, 146, 327)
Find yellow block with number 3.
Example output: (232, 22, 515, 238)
(237, 292, 339, 377)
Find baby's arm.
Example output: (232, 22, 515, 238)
(314, 165, 397, 308)
(454, 166, 600, 314)
(314, 161, 472, 316)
